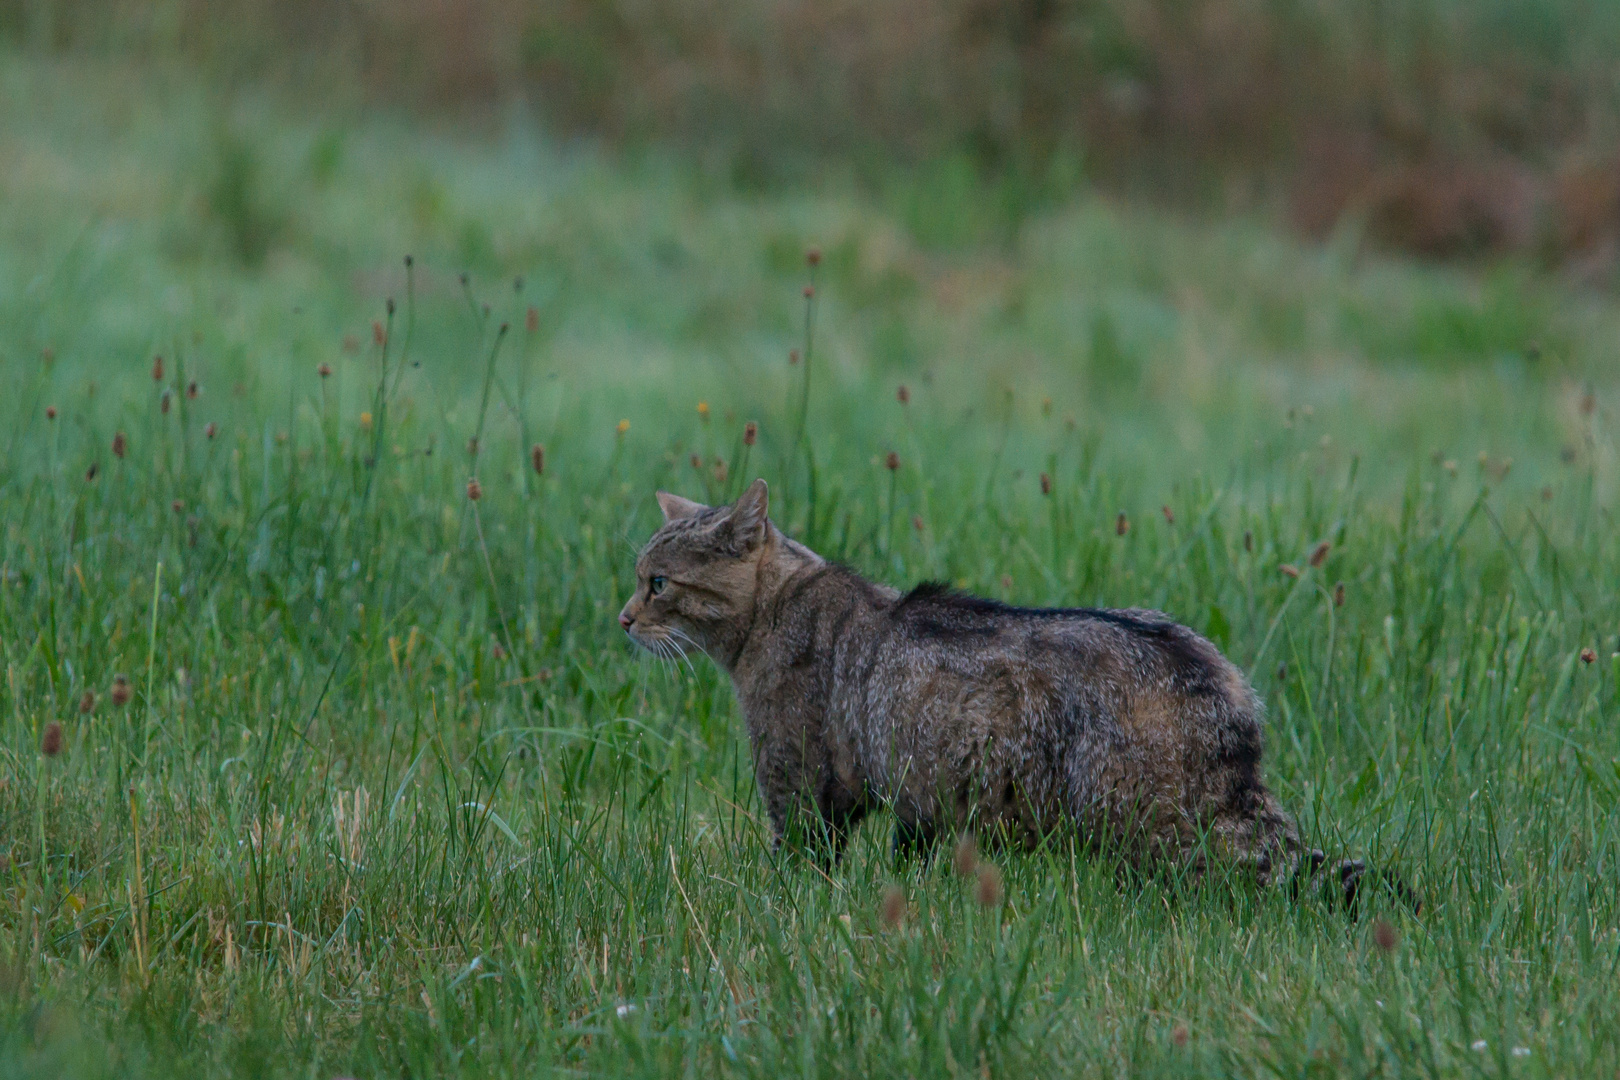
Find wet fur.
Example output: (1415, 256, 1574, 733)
(621, 481, 1391, 902)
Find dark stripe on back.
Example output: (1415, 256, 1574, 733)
(895, 581, 1225, 696)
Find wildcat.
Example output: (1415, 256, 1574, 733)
(621, 479, 1383, 902)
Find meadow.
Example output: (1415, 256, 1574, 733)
(3, 58, 1620, 1077)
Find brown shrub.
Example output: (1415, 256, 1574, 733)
(11, 0, 1620, 262)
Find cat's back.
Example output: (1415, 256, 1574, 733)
(883, 584, 1240, 697)
(824, 583, 1262, 837)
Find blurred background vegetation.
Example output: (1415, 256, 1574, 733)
(5, 0, 1620, 269)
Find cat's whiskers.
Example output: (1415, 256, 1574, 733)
(661, 638, 686, 677)
(643, 628, 698, 679)
(663, 626, 708, 676)
(662, 637, 688, 676)
(660, 625, 706, 676)
(664, 625, 705, 656)
(627, 628, 671, 676)
(649, 635, 677, 674)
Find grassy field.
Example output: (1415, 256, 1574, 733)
(3, 58, 1620, 1077)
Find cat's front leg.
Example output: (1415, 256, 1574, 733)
(754, 737, 864, 867)
(760, 787, 847, 867)
(891, 817, 939, 866)
(753, 735, 818, 851)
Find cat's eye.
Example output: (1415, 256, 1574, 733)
(649, 575, 667, 596)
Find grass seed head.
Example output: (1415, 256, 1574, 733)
(788, 349, 800, 365)
(1373, 918, 1399, 953)
(1171, 1024, 1189, 1048)
(697, 401, 710, 420)
(912, 514, 924, 533)
(186, 380, 199, 399)
(953, 833, 978, 877)
(372, 320, 385, 345)
(171, 499, 184, 514)
(84, 462, 99, 482)
(531, 443, 545, 475)
(40, 721, 62, 758)
(806, 247, 821, 267)
(975, 862, 1003, 908)
(1162, 504, 1175, 525)
(880, 884, 906, 929)
(1334, 581, 1346, 607)
(744, 421, 757, 446)
(1310, 540, 1331, 567)
(617, 419, 630, 435)
(1244, 529, 1253, 552)
(112, 431, 127, 458)
(46, 405, 57, 420)
(151, 355, 164, 381)
(1276, 662, 1288, 682)
(803, 285, 814, 299)
(161, 390, 171, 414)
(1041, 472, 1052, 495)
(1580, 647, 1597, 664)
(1280, 563, 1301, 578)
(897, 384, 909, 404)
(1116, 512, 1129, 536)
(318, 363, 332, 378)
(466, 478, 482, 501)
(526, 305, 539, 333)
(886, 451, 900, 471)
(205, 422, 218, 439)
(714, 458, 728, 484)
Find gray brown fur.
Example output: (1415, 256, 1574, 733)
(620, 480, 1314, 886)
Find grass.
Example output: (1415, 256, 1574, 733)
(3, 57, 1620, 1078)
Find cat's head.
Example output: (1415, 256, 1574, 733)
(618, 478, 774, 665)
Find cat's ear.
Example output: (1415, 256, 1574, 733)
(726, 478, 769, 551)
(656, 491, 705, 522)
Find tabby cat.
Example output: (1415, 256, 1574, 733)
(621, 479, 1383, 902)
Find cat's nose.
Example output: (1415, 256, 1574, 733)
(619, 613, 633, 630)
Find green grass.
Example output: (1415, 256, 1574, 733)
(3, 57, 1620, 1078)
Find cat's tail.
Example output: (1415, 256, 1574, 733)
(1291, 848, 1423, 917)
(1231, 791, 1422, 916)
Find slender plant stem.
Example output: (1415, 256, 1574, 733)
(791, 267, 818, 482)
(141, 560, 163, 767)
